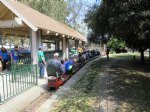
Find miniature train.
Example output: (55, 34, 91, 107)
(46, 49, 101, 89)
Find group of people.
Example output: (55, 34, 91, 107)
(78, 49, 100, 64)
(37, 46, 76, 78)
(37, 45, 100, 78)
(0, 45, 21, 71)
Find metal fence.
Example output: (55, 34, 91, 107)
(0, 59, 37, 104)
(0, 50, 63, 104)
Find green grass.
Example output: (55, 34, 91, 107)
(50, 58, 107, 112)
(108, 57, 150, 112)
(50, 54, 150, 112)
(110, 52, 140, 58)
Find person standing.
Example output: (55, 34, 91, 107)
(0, 47, 9, 70)
(106, 47, 110, 61)
(10, 45, 20, 63)
(10, 45, 20, 81)
(37, 46, 46, 78)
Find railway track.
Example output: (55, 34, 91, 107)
(25, 91, 55, 112)
(24, 56, 100, 112)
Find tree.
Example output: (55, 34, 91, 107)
(21, 0, 91, 36)
(107, 37, 125, 53)
(21, 0, 67, 23)
(66, 0, 88, 32)
(85, 0, 150, 63)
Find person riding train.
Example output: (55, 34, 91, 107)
(46, 48, 99, 89)
(48, 53, 64, 76)
(64, 55, 75, 75)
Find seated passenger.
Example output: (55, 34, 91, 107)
(48, 53, 63, 76)
(65, 58, 68, 61)
(77, 53, 82, 64)
(85, 51, 89, 60)
(82, 52, 86, 62)
(61, 60, 66, 81)
(61, 60, 66, 74)
(78, 47, 83, 53)
(64, 56, 74, 74)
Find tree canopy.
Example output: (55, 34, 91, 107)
(21, 0, 67, 23)
(85, 0, 150, 62)
(107, 37, 125, 53)
(21, 0, 88, 35)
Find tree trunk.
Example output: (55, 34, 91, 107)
(140, 50, 145, 64)
(149, 49, 150, 59)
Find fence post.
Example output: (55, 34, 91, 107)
(0, 93, 2, 103)
(36, 64, 38, 85)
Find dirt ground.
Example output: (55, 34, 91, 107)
(50, 55, 150, 112)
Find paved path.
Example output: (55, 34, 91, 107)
(0, 78, 47, 112)
(0, 58, 101, 112)
(46, 56, 150, 112)
(36, 58, 101, 112)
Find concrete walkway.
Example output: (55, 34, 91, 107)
(0, 58, 100, 112)
(0, 78, 47, 112)
(36, 58, 99, 112)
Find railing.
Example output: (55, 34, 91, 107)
(0, 58, 37, 104)
(0, 50, 63, 103)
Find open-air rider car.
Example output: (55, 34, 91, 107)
(47, 63, 66, 89)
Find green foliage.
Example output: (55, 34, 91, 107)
(21, 0, 67, 23)
(107, 37, 125, 51)
(66, 0, 89, 34)
(50, 58, 107, 112)
(21, 0, 88, 34)
(85, 0, 150, 51)
(85, 0, 150, 62)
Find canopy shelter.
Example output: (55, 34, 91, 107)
(0, 0, 87, 64)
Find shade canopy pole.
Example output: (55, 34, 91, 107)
(63, 37, 69, 59)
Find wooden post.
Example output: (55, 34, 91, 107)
(55, 40, 59, 51)
(75, 39, 79, 49)
(63, 37, 69, 59)
(0, 32, 2, 46)
(66, 38, 69, 58)
(30, 29, 38, 65)
(62, 37, 66, 59)
(82, 41, 85, 48)
(37, 30, 42, 47)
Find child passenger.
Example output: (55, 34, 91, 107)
(61, 60, 66, 74)
(61, 60, 66, 81)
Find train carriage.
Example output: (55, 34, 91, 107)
(46, 49, 101, 89)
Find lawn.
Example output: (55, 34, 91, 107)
(50, 58, 107, 112)
(50, 54, 150, 112)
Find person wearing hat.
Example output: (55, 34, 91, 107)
(37, 45, 46, 78)
(10, 45, 21, 81)
(64, 55, 75, 75)
(10, 45, 20, 63)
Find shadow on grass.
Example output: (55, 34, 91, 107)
(103, 58, 150, 112)
(50, 57, 150, 112)
(50, 58, 108, 112)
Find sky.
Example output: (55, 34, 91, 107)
(76, 0, 99, 36)
(66, 0, 101, 36)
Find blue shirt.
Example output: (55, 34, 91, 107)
(0, 51, 8, 60)
(11, 49, 19, 60)
(49, 59, 64, 73)
(64, 59, 74, 71)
